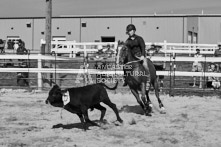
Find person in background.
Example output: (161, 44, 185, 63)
(13, 41, 19, 52)
(192, 48, 203, 88)
(104, 44, 114, 58)
(207, 63, 220, 89)
(0, 39, 5, 53)
(214, 42, 221, 72)
(16, 40, 27, 55)
(16, 40, 28, 67)
(7, 39, 11, 49)
(207, 64, 215, 88)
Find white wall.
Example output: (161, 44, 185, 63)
(0, 16, 220, 51)
(0, 19, 33, 49)
(80, 17, 131, 42)
(198, 17, 221, 44)
(132, 17, 184, 43)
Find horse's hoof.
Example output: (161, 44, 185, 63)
(160, 107, 166, 114)
(145, 112, 152, 116)
(118, 119, 123, 123)
(160, 111, 166, 114)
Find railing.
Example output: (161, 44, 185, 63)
(151, 41, 217, 55)
(1, 53, 221, 91)
(40, 39, 118, 57)
(0, 40, 220, 91)
(40, 40, 218, 57)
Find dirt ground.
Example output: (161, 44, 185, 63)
(0, 88, 221, 147)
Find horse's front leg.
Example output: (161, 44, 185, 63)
(153, 79, 166, 114)
(130, 89, 145, 110)
(140, 82, 152, 116)
(145, 90, 153, 113)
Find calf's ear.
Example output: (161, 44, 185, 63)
(53, 84, 60, 89)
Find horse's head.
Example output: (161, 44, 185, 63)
(116, 44, 128, 65)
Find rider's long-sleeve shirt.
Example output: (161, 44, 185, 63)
(125, 34, 146, 58)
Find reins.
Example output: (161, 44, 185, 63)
(124, 59, 142, 65)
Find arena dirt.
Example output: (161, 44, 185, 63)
(0, 89, 221, 147)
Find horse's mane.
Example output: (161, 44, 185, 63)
(116, 44, 128, 64)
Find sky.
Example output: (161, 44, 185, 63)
(0, 0, 221, 17)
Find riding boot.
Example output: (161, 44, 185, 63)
(143, 58, 150, 89)
(122, 69, 128, 86)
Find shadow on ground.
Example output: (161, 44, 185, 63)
(119, 105, 144, 115)
(52, 122, 99, 130)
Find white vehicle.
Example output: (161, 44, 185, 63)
(50, 42, 98, 57)
(51, 43, 80, 54)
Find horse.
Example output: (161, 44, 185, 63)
(116, 44, 166, 115)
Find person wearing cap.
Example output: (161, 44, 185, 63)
(192, 48, 203, 88)
(122, 24, 150, 87)
(104, 44, 114, 58)
(214, 42, 221, 72)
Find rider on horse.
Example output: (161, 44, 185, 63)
(122, 24, 150, 88)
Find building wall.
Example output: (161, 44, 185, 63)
(186, 17, 199, 43)
(198, 17, 221, 44)
(80, 17, 131, 42)
(33, 19, 44, 50)
(0, 16, 220, 51)
(33, 18, 81, 50)
(0, 19, 33, 49)
(187, 17, 199, 33)
(132, 17, 185, 43)
(52, 18, 81, 42)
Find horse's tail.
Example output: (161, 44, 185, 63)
(100, 80, 118, 90)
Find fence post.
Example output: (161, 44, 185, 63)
(189, 45, 191, 57)
(163, 40, 167, 69)
(83, 45, 88, 86)
(169, 53, 173, 96)
(173, 52, 176, 94)
(37, 54, 42, 90)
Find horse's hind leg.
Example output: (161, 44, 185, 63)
(153, 79, 166, 114)
(130, 89, 145, 110)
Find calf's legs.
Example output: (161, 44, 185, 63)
(103, 99, 123, 123)
(93, 103, 106, 121)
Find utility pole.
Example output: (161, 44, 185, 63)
(45, 0, 52, 54)
(43, 0, 53, 88)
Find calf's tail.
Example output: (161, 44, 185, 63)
(100, 80, 118, 90)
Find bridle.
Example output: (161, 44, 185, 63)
(124, 59, 142, 65)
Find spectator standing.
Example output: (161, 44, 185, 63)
(13, 41, 19, 52)
(192, 49, 203, 88)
